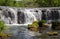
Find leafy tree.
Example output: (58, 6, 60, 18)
(0, 0, 5, 6)
(0, 0, 60, 7)
(35, 0, 50, 7)
(51, 0, 59, 7)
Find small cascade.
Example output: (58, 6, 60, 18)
(0, 6, 60, 26)
(8, 8, 17, 24)
(0, 7, 42, 25)
(23, 9, 42, 24)
(1, 8, 17, 24)
(24, 9, 37, 24)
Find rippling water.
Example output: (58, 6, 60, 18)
(4, 26, 60, 39)
(4, 26, 40, 39)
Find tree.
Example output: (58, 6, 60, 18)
(35, 0, 50, 7)
(51, 0, 59, 7)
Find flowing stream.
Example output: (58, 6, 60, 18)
(0, 6, 60, 39)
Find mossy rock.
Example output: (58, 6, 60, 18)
(32, 21, 38, 24)
(0, 33, 7, 37)
(28, 21, 39, 27)
(0, 33, 13, 39)
(47, 32, 53, 36)
(42, 23, 49, 28)
(32, 23, 38, 27)
(29, 27, 38, 32)
(52, 32, 58, 36)
(47, 31, 58, 36)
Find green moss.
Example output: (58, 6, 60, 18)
(28, 21, 39, 27)
(32, 21, 38, 24)
(28, 20, 46, 27)
(38, 20, 46, 23)
(32, 23, 38, 26)
(38, 20, 46, 27)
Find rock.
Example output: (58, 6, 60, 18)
(43, 23, 49, 28)
(53, 32, 58, 36)
(28, 26, 38, 32)
(47, 31, 58, 36)
(28, 30, 41, 36)
(47, 32, 53, 36)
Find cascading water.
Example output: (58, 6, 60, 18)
(24, 9, 37, 24)
(0, 7, 60, 26)
(0, 7, 60, 39)
(18, 8, 42, 24)
(0, 7, 42, 25)
(8, 8, 17, 24)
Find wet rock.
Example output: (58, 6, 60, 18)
(17, 11, 25, 24)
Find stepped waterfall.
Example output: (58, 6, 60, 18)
(0, 6, 60, 39)
(0, 7, 42, 25)
(0, 6, 60, 26)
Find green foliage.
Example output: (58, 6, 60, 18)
(35, 0, 60, 7)
(28, 20, 46, 27)
(0, 20, 7, 32)
(38, 20, 46, 23)
(38, 20, 46, 27)
(0, 0, 60, 8)
(32, 22, 38, 26)
(28, 24, 32, 27)
(28, 21, 38, 27)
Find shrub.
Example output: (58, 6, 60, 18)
(38, 20, 46, 27)
(0, 20, 7, 32)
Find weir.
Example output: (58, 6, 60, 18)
(0, 6, 60, 26)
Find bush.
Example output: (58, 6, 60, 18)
(0, 20, 7, 32)
(28, 20, 46, 30)
(38, 20, 46, 27)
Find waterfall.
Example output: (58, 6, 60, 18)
(8, 8, 17, 24)
(0, 6, 60, 26)
(0, 7, 42, 25)
(23, 9, 42, 24)
(44, 9, 60, 23)
(24, 9, 37, 24)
